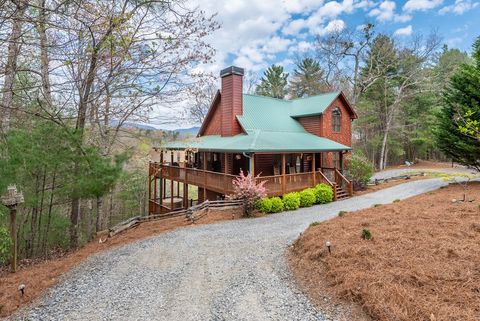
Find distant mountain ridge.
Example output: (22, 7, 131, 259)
(111, 120, 199, 136)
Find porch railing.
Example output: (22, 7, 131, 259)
(150, 163, 352, 198)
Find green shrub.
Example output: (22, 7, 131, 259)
(0, 225, 12, 265)
(283, 192, 300, 210)
(393, 199, 401, 203)
(338, 210, 347, 217)
(361, 228, 372, 240)
(309, 221, 320, 227)
(269, 197, 284, 213)
(299, 189, 316, 207)
(346, 152, 374, 190)
(373, 204, 381, 207)
(313, 183, 334, 204)
(256, 197, 272, 213)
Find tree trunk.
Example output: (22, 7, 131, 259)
(1, 0, 28, 131)
(96, 196, 103, 232)
(43, 169, 56, 257)
(37, 0, 52, 107)
(379, 128, 389, 170)
(69, 197, 80, 249)
(86, 199, 93, 240)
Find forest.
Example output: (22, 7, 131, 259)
(0, 0, 479, 265)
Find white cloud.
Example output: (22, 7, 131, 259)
(394, 14, 413, 22)
(369, 0, 396, 21)
(394, 25, 413, 36)
(282, 19, 308, 35)
(403, 0, 444, 12)
(297, 41, 314, 52)
(438, 0, 479, 14)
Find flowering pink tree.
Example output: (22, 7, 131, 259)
(227, 169, 267, 216)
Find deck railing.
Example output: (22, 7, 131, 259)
(150, 163, 352, 198)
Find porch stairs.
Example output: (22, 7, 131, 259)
(335, 185, 351, 200)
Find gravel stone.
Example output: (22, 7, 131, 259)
(11, 178, 452, 321)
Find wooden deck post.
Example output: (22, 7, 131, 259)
(159, 152, 164, 213)
(312, 153, 316, 185)
(170, 179, 174, 211)
(203, 152, 207, 201)
(281, 154, 286, 195)
(250, 154, 255, 177)
(339, 151, 344, 173)
(224, 153, 228, 195)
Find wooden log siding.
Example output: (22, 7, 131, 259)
(254, 154, 275, 176)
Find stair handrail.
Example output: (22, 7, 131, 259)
(334, 168, 353, 196)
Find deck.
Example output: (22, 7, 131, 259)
(149, 163, 353, 214)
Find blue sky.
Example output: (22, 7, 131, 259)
(153, 0, 479, 129)
(192, 0, 480, 74)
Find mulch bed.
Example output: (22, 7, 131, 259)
(0, 207, 244, 317)
(289, 182, 480, 321)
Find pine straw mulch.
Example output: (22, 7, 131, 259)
(0, 207, 244, 318)
(289, 182, 480, 321)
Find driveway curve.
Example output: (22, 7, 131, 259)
(14, 178, 451, 321)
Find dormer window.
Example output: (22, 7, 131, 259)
(332, 107, 341, 132)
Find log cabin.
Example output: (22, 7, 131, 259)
(148, 66, 357, 214)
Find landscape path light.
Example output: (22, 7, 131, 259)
(326, 241, 332, 254)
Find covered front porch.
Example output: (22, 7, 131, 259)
(148, 149, 352, 215)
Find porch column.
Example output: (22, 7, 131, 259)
(224, 153, 228, 195)
(281, 154, 286, 195)
(170, 150, 174, 164)
(339, 151, 344, 173)
(203, 152, 207, 201)
(312, 153, 316, 185)
(249, 153, 255, 177)
(159, 152, 163, 210)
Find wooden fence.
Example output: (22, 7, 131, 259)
(107, 199, 244, 238)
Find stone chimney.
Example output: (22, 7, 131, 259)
(220, 66, 244, 136)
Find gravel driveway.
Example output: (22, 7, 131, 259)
(12, 178, 452, 321)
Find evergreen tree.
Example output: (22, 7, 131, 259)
(255, 65, 289, 99)
(436, 37, 480, 170)
(288, 58, 328, 98)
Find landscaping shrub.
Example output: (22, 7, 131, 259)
(362, 228, 372, 240)
(309, 221, 320, 227)
(346, 151, 374, 190)
(299, 189, 316, 207)
(283, 192, 301, 210)
(256, 197, 272, 213)
(338, 210, 347, 217)
(270, 197, 284, 213)
(313, 183, 333, 204)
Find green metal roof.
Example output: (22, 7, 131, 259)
(164, 91, 351, 152)
(165, 130, 350, 152)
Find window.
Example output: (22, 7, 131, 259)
(332, 107, 341, 132)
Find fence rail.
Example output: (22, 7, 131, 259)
(108, 199, 244, 238)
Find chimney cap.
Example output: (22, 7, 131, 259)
(220, 66, 244, 78)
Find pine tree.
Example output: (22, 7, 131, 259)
(435, 37, 480, 170)
(289, 58, 328, 98)
(255, 65, 289, 99)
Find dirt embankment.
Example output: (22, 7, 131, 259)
(290, 183, 480, 321)
(0, 208, 243, 317)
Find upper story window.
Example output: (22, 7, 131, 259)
(332, 107, 341, 132)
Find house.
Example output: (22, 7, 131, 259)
(149, 66, 357, 214)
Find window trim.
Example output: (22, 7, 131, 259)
(332, 107, 341, 133)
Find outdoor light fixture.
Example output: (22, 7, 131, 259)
(18, 283, 25, 296)
(235, 154, 241, 160)
(326, 241, 332, 254)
